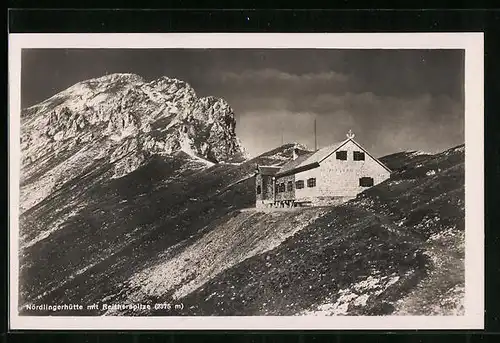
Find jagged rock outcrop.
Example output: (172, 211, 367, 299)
(20, 73, 247, 213)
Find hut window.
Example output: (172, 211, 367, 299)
(307, 178, 316, 188)
(256, 185, 262, 194)
(287, 181, 293, 192)
(353, 151, 365, 161)
(295, 180, 304, 189)
(359, 177, 374, 187)
(336, 151, 347, 160)
(279, 183, 286, 192)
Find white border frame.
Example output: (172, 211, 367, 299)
(8, 33, 484, 330)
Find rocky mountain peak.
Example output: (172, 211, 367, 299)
(19, 73, 247, 213)
(147, 75, 193, 93)
(84, 72, 145, 85)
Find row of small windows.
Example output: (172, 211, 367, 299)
(336, 150, 365, 161)
(276, 178, 317, 192)
(297, 178, 316, 188)
(259, 150, 366, 194)
(262, 176, 374, 194)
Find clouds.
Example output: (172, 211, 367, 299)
(235, 90, 463, 157)
(21, 48, 464, 159)
(218, 68, 351, 85)
(231, 76, 462, 157)
(208, 68, 355, 102)
(203, 62, 463, 157)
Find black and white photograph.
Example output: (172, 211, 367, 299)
(8, 33, 484, 330)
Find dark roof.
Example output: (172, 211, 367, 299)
(276, 152, 314, 175)
(257, 165, 281, 176)
(301, 141, 347, 165)
(276, 141, 346, 177)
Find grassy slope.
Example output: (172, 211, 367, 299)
(160, 145, 465, 316)
(102, 207, 329, 316)
(19, 143, 464, 316)
(18, 144, 298, 315)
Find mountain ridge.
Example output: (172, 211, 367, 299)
(19, 73, 247, 213)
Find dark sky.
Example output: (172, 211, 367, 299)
(21, 49, 464, 157)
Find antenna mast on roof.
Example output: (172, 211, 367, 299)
(314, 117, 317, 151)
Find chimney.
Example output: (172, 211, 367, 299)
(293, 148, 300, 160)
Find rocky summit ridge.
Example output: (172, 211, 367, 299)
(19, 73, 247, 213)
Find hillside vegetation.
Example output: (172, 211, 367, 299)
(20, 142, 464, 316)
(114, 145, 465, 316)
(19, 143, 298, 314)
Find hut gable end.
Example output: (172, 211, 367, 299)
(317, 139, 391, 173)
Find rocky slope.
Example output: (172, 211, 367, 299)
(19, 73, 246, 214)
(18, 131, 300, 313)
(98, 145, 465, 317)
(18, 133, 464, 316)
